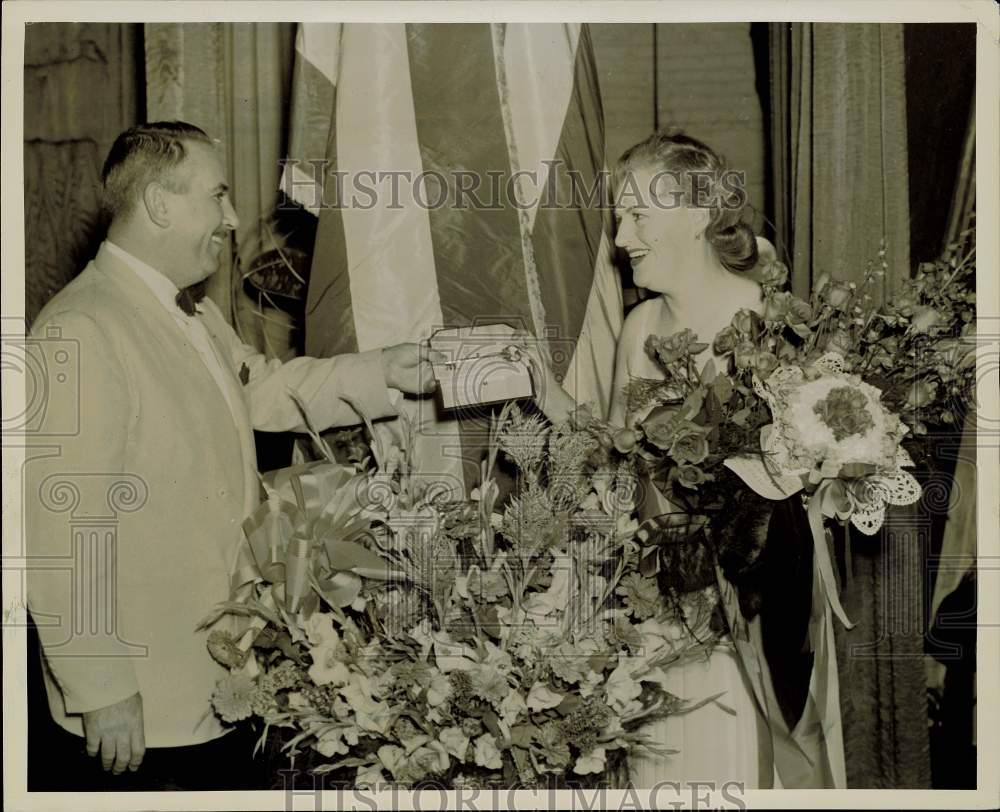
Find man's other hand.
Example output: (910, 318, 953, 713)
(380, 342, 445, 395)
(82, 692, 145, 774)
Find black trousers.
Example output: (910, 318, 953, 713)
(28, 719, 268, 792)
(26, 620, 268, 792)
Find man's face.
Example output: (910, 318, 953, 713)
(161, 141, 239, 287)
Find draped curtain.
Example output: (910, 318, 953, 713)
(24, 23, 141, 326)
(768, 22, 931, 788)
(769, 23, 911, 298)
(143, 23, 296, 340)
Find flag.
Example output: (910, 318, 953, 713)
(284, 23, 622, 494)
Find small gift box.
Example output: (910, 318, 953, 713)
(429, 324, 534, 410)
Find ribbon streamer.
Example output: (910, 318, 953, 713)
(232, 461, 400, 615)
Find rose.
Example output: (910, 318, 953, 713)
(777, 340, 798, 362)
(734, 340, 758, 370)
(910, 305, 944, 334)
(731, 309, 755, 334)
(823, 282, 852, 309)
(752, 351, 779, 377)
(668, 424, 709, 465)
(889, 288, 920, 317)
(762, 291, 791, 322)
(713, 326, 740, 354)
(641, 409, 682, 451)
(760, 261, 789, 288)
(785, 296, 813, 326)
(905, 378, 939, 410)
(675, 464, 708, 489)
(825, 329, 854, 355)
(613, 428, 638, 453)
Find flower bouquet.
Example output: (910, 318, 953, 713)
(201, 403, 721, 789)
(616, 236, 976, 585)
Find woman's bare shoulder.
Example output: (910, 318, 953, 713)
(622, 297, 667, 339)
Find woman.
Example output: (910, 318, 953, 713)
(535, 131, 769, 788)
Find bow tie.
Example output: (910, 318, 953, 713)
(176, 281, 208, 316)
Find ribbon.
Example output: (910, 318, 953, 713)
(232, 461, 401, 616)
(806, 480, 856, 632)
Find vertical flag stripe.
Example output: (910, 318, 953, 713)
(561, 230, 621, 415)
(284, 24, 338, 215)
(502, 24, 582, 235)
(335, 24, 443, 351)
(529, 24, 610, 384)
(405, 23, 535, 333)
(303, 92, 357, 357)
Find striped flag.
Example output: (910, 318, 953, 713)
(284, 23, 622, 494)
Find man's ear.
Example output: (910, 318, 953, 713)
(142, 181, 170, 228)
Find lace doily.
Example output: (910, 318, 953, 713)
(848, 446, 921, 535)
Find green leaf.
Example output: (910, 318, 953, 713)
(509, 724, 537, 748)
(322, 538, 397, 577)
(712, 375, 733, 403)
(639, 546, 660, 577)
(700, 358, 717, 384)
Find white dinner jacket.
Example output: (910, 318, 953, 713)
(26, 242, 397, 746)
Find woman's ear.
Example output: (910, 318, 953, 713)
(142, 181, 170, 228)
(691, 205, 712, 240)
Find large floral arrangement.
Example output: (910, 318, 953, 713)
(201, 404, 723, 789)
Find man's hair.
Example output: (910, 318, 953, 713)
(101, 121, 213, 221)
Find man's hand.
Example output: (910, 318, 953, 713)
(380, 342, 445, 395)
(82, 692, 145, 774)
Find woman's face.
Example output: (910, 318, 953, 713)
(613, 164, 708, 293)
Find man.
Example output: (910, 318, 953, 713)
(25, 121, 440, 790)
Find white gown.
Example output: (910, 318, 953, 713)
(617, 297, 764, 789)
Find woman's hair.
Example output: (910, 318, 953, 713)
(101, 121, 214, 221)
(614, 130, 758, 273)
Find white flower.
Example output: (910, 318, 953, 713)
(578, 669, 604, 698)
(426, 671, 452, 706)
(355, 764, 385, 789)
(307, 644, 351, 687)
(340, 675, 392, 734)
(474, 733, 503, 770)
(439, 726, 471, 761)
(378, 744, 406, 779)
(499, 689, 528, 726)
(305, 612, 341, 647)
(605, 662, 643, 712)
(526, 681, 564, 712)
(573, 747, 607, 775)
(314, 727, 349, 757)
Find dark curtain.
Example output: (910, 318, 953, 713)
(768, 23, 911, 301)
(766, 21, 961, 788)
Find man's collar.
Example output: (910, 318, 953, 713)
(105, 240, 184, 311)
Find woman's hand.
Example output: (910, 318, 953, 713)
(511, 332, 578, 423)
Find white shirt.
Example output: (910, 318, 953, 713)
(104, 242, 262, 518)
(104, 241, 244, 432)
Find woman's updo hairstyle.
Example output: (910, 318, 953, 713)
(614, 130, 758, 273)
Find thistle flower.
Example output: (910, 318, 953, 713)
(498, 406, 549, 473)
(500, 483, 557, 556)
